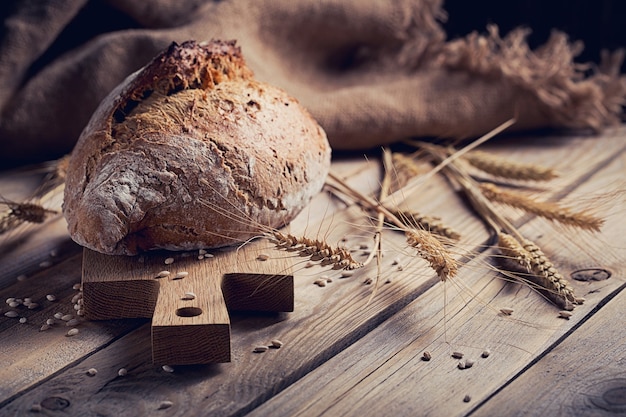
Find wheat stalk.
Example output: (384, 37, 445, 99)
(326, 171, 458, 281)
(463, 150, 558, 181)
(480, 183, 604, 231)
(0, 155, 67, 236)
(413, 141, 588, 310)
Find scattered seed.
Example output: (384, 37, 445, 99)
(396, 265, 404, 271)
(162, 365, 174, 373)
(50, 249, 59, 257)
(385, 277, 393, 284)
(575, 297, 586, 304)
(422, 351, 432, 361)
(86, 368, 98, 376)
(72, 283, 82, 290)
(77, 309, 85, 316)
(158, 400, 173, 410)
(481, 349, 491, 358)
(256, 253, 270, 261)
(500, 308, 514, 316)
(392, 258, 400, 266)
(53, 312, 63, 319)
(61, 314, 73, 321)
(363, 277, 373, 285)
(558, 310, 573, 320)
(66, 318, 79, 327)
(71, 294, 82, 304)
(39, 260, 53, 268)
(197, 255, 205, 260)
(457, 360, 466, 369)
(253, 346, 269, 353)
(5, 298, 15, 305)
(314, 278, 327, 287)
(340, 271, 354, 278)
(451, 351, 464, 359)
(19, 317, 27, 324)
(16, 275, 27, 282)
(199, 249, 207, 255)
(40, 324, 50, 331)
(324, 276, 333, 283)
(66, 328, 79, 337)
(24, 298, 32, 304)
(28, 303, 39, 310)
(155, 270, 170, 279)
(4, 311, 19, 318)
(45, 294, 57, 302)
(164, 257, 175, 265)
(181, 292, 196, 301)
(173, 271, 188, 280)
(464, 358, 475, 368)
(270, 339, 284, 348)
(304, 261, 315, 268)
(30, 403, 42, 412)
(8, 301, 20, 308)
(118, 368, 128, 376)
(463, 395, 471, 403)
(203, 253, 214, 258)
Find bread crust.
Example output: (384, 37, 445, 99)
(63, 40, 331, 255)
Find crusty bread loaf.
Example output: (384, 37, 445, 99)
(63, 40, 331, 255)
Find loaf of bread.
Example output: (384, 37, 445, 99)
(63, 40, 331, 255)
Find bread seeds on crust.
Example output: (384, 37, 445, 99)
(63, 40, 331, 255)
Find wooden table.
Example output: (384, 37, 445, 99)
(1, 127, 625, 416)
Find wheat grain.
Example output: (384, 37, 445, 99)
(480, 183, 604, 231)
(463, 150, 558, 181)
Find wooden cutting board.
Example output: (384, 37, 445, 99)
(81, 238, 294, 365)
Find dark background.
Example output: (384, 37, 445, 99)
(444, 0, 626, 67)
(1, 0, 624, 75)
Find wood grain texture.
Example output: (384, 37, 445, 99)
(83, 237, 294, 365)
(0, 128, 625, 416)
(471, 286, 626, 417)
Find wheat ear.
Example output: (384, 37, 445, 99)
(405, 229, 458, 281)
(463, 150, 558, 181)
(266, 231, 364, 270)
(480, 183, 604, 232)
(497, 232, 578, 310)
(387, 209, 461, 241)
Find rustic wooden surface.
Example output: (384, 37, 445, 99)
(0, 127, 625, 416)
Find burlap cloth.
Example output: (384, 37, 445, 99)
(1, 0, 624, 168)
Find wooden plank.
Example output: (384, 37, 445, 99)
(151, 256, 232, 364)
(471, 286, 626, 417)
(0, 128, 624, 416)
(244, 137, 626, 417)
(84, 237, 294, 365)
(0, 253, 145, 403)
